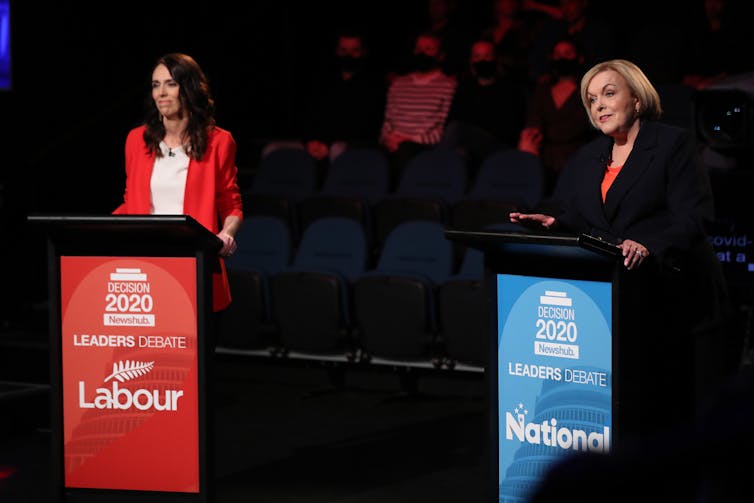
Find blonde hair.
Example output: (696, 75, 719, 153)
(580, 59, 662, 128)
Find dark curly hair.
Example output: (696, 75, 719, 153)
(143, 53, 216, 160)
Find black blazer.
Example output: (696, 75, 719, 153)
(553, 120, 714, 262)
(551, 120, 730, 329)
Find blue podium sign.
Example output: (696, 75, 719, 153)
(496, 273, 612, 502)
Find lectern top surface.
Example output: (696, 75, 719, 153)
(27, 213, 223, 253)
(27, 214, 195, 225)
(444, 228, 580, 247)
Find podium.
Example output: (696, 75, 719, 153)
(445, 228, 623, 503)
(28, 214, 222, 503)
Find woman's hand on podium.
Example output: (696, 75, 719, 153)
(217, 231, 237, 258)
(618, 239, 648, 270)
(509, 212, 557, 230)
(217, 215, 241, 258)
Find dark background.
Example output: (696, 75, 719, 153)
(1, 0, 753, 323)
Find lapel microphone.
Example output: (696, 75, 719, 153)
(168, 148, 175, 157)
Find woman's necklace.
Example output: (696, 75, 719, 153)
(164, 132, 186, 157)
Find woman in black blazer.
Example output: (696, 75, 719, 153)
(510, 59, 734, 440)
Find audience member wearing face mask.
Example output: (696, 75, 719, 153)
(518, 36, 597, 196)
(299, 30, 387, 173)
(442, 39, 527, 178)
(379, 32, 458, 188)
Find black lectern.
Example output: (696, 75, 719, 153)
(28, 214, 222, 503)
(445, 228, 622, 503)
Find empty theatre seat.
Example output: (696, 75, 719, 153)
(372, 148, 467, 249)
(244, 147, 319, 242)
(270, 217, 368, 358)
(216, 215, 292, 352)
(438, 246, 486, 370)
(353, 220, 453, 366)
(297, 147, 390, 249)
(451, 148, 545, 232)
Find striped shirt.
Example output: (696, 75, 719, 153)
(380, 71, 457, 145)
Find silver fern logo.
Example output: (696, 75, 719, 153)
(104, 360, 155, 383)
(79, 360, 184, 411)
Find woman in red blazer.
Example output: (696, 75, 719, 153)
(510, 59, 734, 440)
(113, 53, 243, 312)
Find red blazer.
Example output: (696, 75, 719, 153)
(113, 125, 244, 311)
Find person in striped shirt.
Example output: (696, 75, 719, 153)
(379, 31, 457, 187)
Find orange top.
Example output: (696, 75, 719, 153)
(601, 165, 622, 202)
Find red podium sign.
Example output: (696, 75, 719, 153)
(60, 256, 199, 493)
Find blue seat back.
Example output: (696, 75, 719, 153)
(292, 217, 368, 281)
(396, 149, 468, 204)
(456, 247, 484, 280)
(470, 149, 545, 208)
(250, 147, 318, 199)
(322, 148, 390, 202)
(376, 221, 453, 284)
(227, 215, 291, 275)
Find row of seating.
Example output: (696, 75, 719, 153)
(215, 216, 491, 371)
(244, 146, 546, 248)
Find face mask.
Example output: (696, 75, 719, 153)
(412, 53, 440, 72)
(473, 60, 497, 79)
(338, 55, 363, 73)
(550, 58, 581, 78)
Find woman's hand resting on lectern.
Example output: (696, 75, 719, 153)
(509, 212, 557, 230)
(618, 238, 648, 270)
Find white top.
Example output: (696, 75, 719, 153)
(150, 142, 189, 214)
